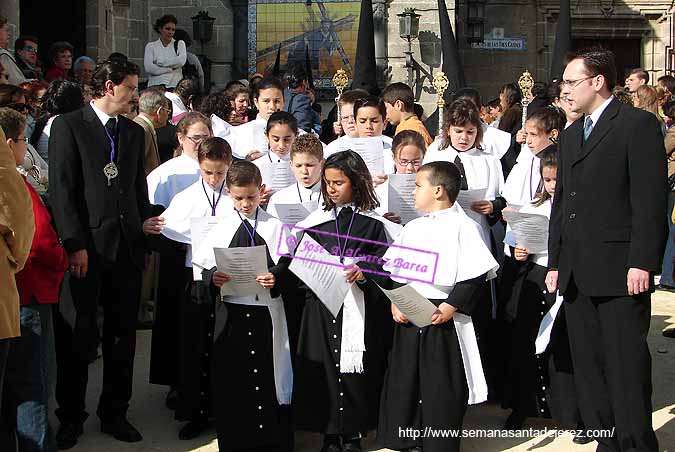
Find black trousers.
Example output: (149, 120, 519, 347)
(564, 277, 658, 452)
(54, 243, 142, 424)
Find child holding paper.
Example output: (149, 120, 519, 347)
(378, 161, 498, 452)
(422, 98, 504, 400)
(354, 96, 395, 177)
(291, 150, 401, 452)
(500, 149, 583, 438)
(191, 161, 294, 452)
(267, 133, 325, 221)
(152, 137, 233, 439)
(253, 111, 298, 204)
(423, 98, 505, 244)
(502, 107, 566, 208)
(266, 133, 325, 358)
(375, 130, 427, 224)
(228, 76, 285, 161)
(145, 111, 213, 406)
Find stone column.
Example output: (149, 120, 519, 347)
(231, 0, 249, 80)
(0, 0, 20, 49)
(373, 0, 389, 87)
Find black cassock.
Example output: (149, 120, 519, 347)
(500, 256, 578, 424)
(147, 235, 189, 387)
(204, 222, 294, 452)
(291, 208, 394, 436)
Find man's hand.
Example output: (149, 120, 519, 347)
(256, 272, 276, 289)
(627, 268, 650, 296)
(212, 271, 231, 288)
(69, 249, 89, 279)
(383, 212, 401, 224)
(546, 270, 558, 293)
(246, 150, 264, 161)
(391, 303, 408, 324)
(143, 216, 165, 235)
(431, 302, 456, 325)
(471, 200, 494, 215)
(514, 246, 529, 262)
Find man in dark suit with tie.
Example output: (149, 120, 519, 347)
(547, 48, 666, 452)
(49, 59, 162, 449)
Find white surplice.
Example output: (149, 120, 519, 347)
(146, 153, 201, 208)
(192, 208, 293, 405)
(383, 204, 499, 404)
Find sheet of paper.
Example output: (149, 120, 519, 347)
(502, 210, 549, 254)
(257, 161, 296, 192)
(274, 200, 319, 225)
(455, 188, 487, 209)
(289, 234, 350, 318)
(387, 174, 422, 224)
(342, 136, 384, 176)
(190, 217, 222, 280)
(376, 283, 438, 328)
(214, 245, 270, 298)
(455, 188, 487, 225)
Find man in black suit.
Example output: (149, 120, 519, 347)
(547, 48, 666, 452)
(49, 60, 162, 449)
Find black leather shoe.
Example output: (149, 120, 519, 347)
(503, 411, 526, 430)
(178, 418, 208, 440)
(320, 436, 342, 452)
(656, 283, 675, 292)
(342, 439, 362, 452)
(165, 388, 179, 410)
(55, 422, 83, 450)
(101, 417, 142, 442)
(572, 430, 594, 444)
(663, 328, 675, 338)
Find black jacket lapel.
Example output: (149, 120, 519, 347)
(82, 104, 110, 170)
(573, 98, 620, 165)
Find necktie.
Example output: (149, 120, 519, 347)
(583, 116, 594, 141)
(453, 155, 469, 190)
(105, 117, 117, 135)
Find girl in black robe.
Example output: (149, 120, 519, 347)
(501, 148, 584, 439)
(290, 151, 401, 452)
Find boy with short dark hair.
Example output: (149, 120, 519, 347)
(267, 133, 324, 218)
(381, 82, 433, 146)
(378, 161, 498, 452)
(192, 160, 294, 452)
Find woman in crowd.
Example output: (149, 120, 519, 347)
(224, 83, 250, 126)
(31, 80, 84, 164)
(634, 85, 666, 135)
(45, 41, 74, 83)
(144, 14, 186, 90)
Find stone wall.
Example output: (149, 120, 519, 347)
(389, 0, 673, 111)
(83, 0, 234, 91)
(0, 0, 20, 52)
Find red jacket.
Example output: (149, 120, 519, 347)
(15, 179, 68, 304)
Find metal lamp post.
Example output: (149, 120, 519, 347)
(398, 8, 421, 88)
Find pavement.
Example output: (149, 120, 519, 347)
(53, 291, 675, 452)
